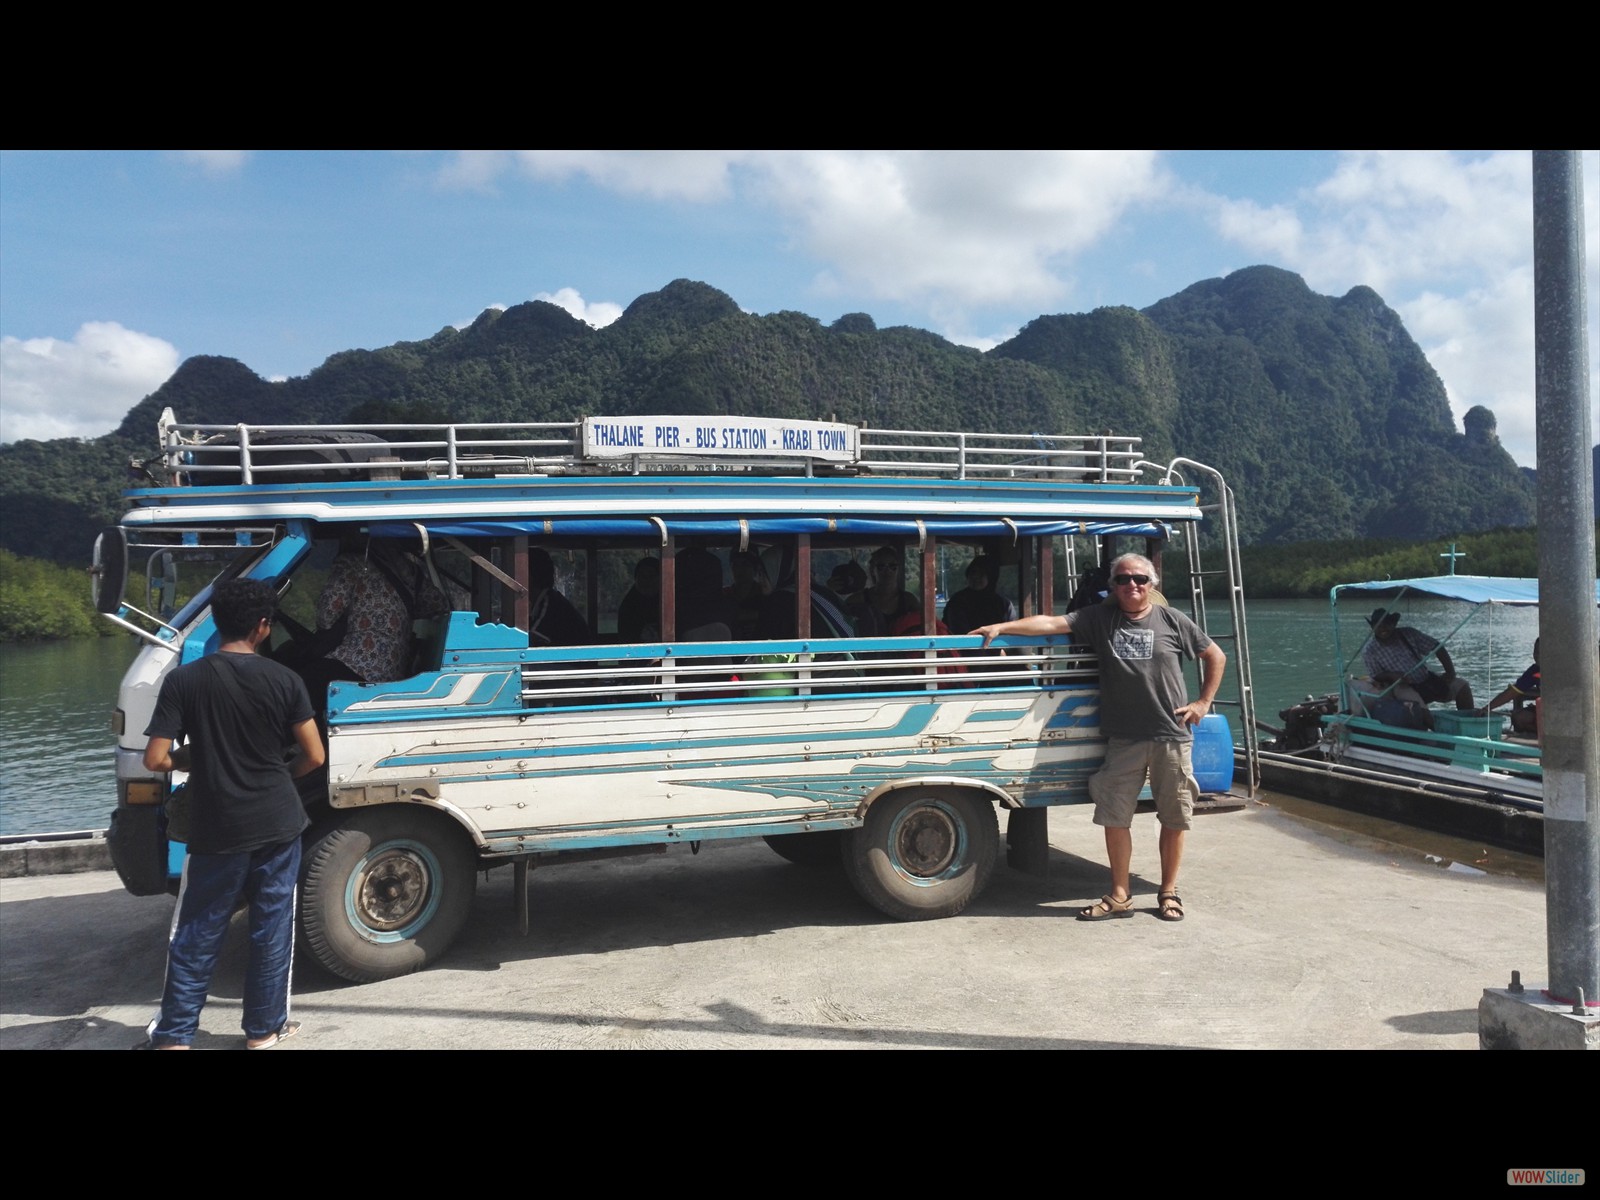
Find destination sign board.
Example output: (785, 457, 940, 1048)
(582, 417, 858, 463)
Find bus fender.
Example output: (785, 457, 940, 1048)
(855, 776, 1013, 821)
(325, 786, 487, 850)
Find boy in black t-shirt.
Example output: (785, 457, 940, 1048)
(141, 579, 324, 1050)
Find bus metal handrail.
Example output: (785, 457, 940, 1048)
(153, 410, 1146, 486)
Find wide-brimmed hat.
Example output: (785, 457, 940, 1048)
(1367, 608, 1400, 628)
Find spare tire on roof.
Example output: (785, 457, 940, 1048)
(188, 431, 396, 484)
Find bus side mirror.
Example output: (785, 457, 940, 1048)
(92, 527, 129, 615)
(148, 550, 178, 619)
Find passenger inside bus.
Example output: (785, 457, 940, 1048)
(529, 548, 591, 647)
(1066, 563, 1112, 613)
(866, 545, 919, 630)
(312, 536, 449, 685)
(758, 565, 854, 640)
(616, 556, 660, 643)
(942, 555, 1015, 635)
(828, 560, 875, 635)
(725, 550, 770, 639)
(674, 547, 735, 641)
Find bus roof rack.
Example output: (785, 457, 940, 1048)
(154, 409, 1146, 486)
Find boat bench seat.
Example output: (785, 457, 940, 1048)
(1327, 714, 1543, 780)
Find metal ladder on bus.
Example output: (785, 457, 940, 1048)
(1163, 459, 1258, 799)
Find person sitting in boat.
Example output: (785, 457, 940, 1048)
(1361, 608, 1475, 711)
(1484, 639, 1539, 736)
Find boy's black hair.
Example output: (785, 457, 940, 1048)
(211, 578, 277, 641)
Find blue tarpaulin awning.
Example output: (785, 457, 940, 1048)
(1332, 575, 1600, 607)
(368, 517, 1173, 540)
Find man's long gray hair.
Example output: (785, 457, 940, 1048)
(1110, 553, 1158, 586)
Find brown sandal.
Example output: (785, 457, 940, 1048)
(1157, 892, 1185, 921)
(1078, 894, 1134, 921)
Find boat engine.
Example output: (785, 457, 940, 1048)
(1268, 694, 1340, 753)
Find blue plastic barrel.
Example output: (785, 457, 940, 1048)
(1191, 713, 1234, 794)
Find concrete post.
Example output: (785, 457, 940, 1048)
(1532, 149, 1599, 1008)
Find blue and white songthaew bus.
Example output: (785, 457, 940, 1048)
(96, 410, 1245, 982)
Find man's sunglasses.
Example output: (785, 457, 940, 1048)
(1112, 574, 1151, 586)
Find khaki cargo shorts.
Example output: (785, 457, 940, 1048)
(1088, 737, 1197, 831)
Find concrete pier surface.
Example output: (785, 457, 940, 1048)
(0, 795, 1553, 1051)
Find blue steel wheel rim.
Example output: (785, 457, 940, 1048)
(885, 799, 967, 886)
(346, 839, 443, 944)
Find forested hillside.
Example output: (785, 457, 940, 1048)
(1, 266, 1553, 566)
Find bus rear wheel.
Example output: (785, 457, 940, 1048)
(844, 789, 997, 921)
(300, 809, 475, 983)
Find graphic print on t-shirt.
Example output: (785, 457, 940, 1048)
(1112, 626, 1153, 660)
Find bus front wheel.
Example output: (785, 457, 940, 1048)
(844, 789, 997, 921)
(300, 810, 475, 983)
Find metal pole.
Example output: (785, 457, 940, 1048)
(1532, 149, 1599, 1006)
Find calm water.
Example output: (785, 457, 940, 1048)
(0, 598, 1542, 836)
(1230, 596, 1539, 740)
(0, 637, 139, 835)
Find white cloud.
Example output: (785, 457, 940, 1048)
(1201, 150, 1530, 296)
(1404, 270, 1538, 463)
(438, 150, 752, 202)
(453, 292, 622, 332)
(945, 330, 1013, 353)
(754, 151, 1166, 318)
(0, 322, 180, 443)
(1210, 196, 1303, 263)
(1200, 150, 1600, 467)
(435, 150, 513, 193)
(424, 148, 1594, 467)
(435, 150, 1167, 326)
(172, 150, 249, 176)
(532, 288, 623, 328)
(454, 302, 508, 330)
(1304, 151, 1529, 292)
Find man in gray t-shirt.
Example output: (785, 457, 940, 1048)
(978, 552, 1226, 923)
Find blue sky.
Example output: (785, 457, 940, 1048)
(2, 149, 1596, 467)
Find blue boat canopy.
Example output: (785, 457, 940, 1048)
(1332, 575, 1600, 607)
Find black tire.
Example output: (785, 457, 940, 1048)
(844, 789, 998, 921)
(253, 432, 391, 483)
(192, 431, 391, 484)
(763, 830, 845, 869)
(106, 803, 170, 896)
(91, 526, 128, 614)
(299, 808, 475, 983)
